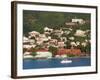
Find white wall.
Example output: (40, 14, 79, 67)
(0, 0, 100, 80)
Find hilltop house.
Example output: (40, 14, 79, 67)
(44, 27, 53, 33)
(72, 19, 85, 24)
(65, 18, 85, 27)
(65, 22, 78, 26)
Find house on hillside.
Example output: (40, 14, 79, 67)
(49, 39, 58, 46)
(65, 22, 78, 27)
(28, 31, 40, 38)
(44, 27, 53, 33)
(23, 36, 30, 44)
(72, 19, 85, 24)
(23, 36, 35, 45)
(53, 29, 63, 37)
(58, 41, 66, 48)
(39, 34, 49, 41)
(65, 18, 85, 27)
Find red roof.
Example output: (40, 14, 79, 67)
(37, 49, 48, 52)
(57, 49, 81, 55)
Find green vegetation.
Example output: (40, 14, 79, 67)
(31, 52, 37, 56)
(67, 54, 76, 57)
(49, 46, 58, 57)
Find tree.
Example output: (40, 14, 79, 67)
(30, 47, 37, 56)
(31, 52, 37, 56)
(49, 46, 58, 57)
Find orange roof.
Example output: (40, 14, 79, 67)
(57, 49, 81, 55)
(37, 49, 48, 52)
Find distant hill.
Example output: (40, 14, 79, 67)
(23, 10, 90, 35)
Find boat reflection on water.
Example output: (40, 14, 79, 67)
(61, 59, 72, 64)
(58, 54, 72, 64)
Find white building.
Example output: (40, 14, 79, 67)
(72, 19, 85, 24)
(23, 45, 32, 49)
(74, 30, 86, 37)
(44, 27, 53, 32)
(29, 39, 35, 44)
(58, 41, 65, 48)
(23, 36, 29, 43)
(35, 51, 52, 59)
(28, 31, 40, 38)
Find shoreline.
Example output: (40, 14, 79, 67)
(23, 56, 90, 60)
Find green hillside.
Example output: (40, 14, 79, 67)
(23, 10, 90, 35)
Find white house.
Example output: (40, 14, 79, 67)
(70, 42, 77, 46)
(72, 19, 85, 24)
(23, 36, 29, 43)
(76, 41, 80, 46)
(24, 52, 31, 55)
(36, 39, 43, 45)
(54, 29, 63, 37)
(23, 45, 32, 49)
(65, 22, 77, 26)
(44, 27, 53, 32)
(69, 36, 75, 40)
(50, 39, 58, 44)
(35, 51, 52, 59)
(23, 52, 34, 59)
(61, 37, 67, 42)
(58, 41, 65, 48)
(64, 31, 71, 35)
(81, 42, 87, 47)
(29, 31, 40, 38)
(74, 30, 86, 37)
(29, 39, 35, 44)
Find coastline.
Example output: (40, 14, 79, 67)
(23, 56, 90, 60)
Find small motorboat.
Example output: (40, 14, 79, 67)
(61, 59, 72, 64)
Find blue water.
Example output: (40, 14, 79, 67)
(23, 57, 91, 69)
